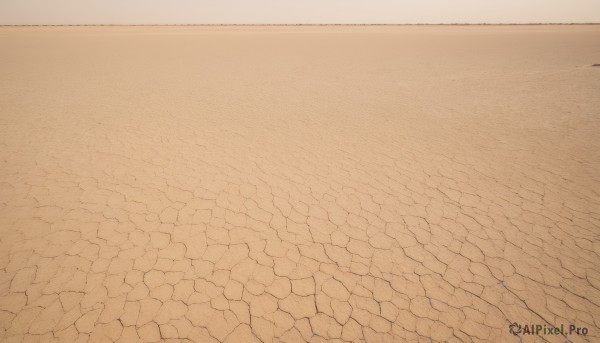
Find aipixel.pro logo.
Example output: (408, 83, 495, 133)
(509, 322, 588, 337)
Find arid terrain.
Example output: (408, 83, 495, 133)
(0, 25, 599, 342)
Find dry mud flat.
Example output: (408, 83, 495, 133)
(0, 25, 599, 342)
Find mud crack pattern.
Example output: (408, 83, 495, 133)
(0, 26, 599, 342)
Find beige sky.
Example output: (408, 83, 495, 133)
(1, 0, 599, 25)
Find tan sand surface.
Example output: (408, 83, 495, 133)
(0, 25, 599, 342)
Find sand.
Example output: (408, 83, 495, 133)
(0, 25, 599, 342)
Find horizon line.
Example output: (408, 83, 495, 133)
(2, 23, 600, 27)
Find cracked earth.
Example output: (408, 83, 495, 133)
(0, 26, 599, 342)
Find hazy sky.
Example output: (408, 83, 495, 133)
(1, 0, 599, 25)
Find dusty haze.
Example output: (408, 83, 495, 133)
(1, 0, 600, 25)
(0, 26, 599, 342)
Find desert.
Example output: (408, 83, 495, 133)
(0, 25, 599, 342)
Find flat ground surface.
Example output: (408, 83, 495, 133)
(0, 25, 599, 343)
